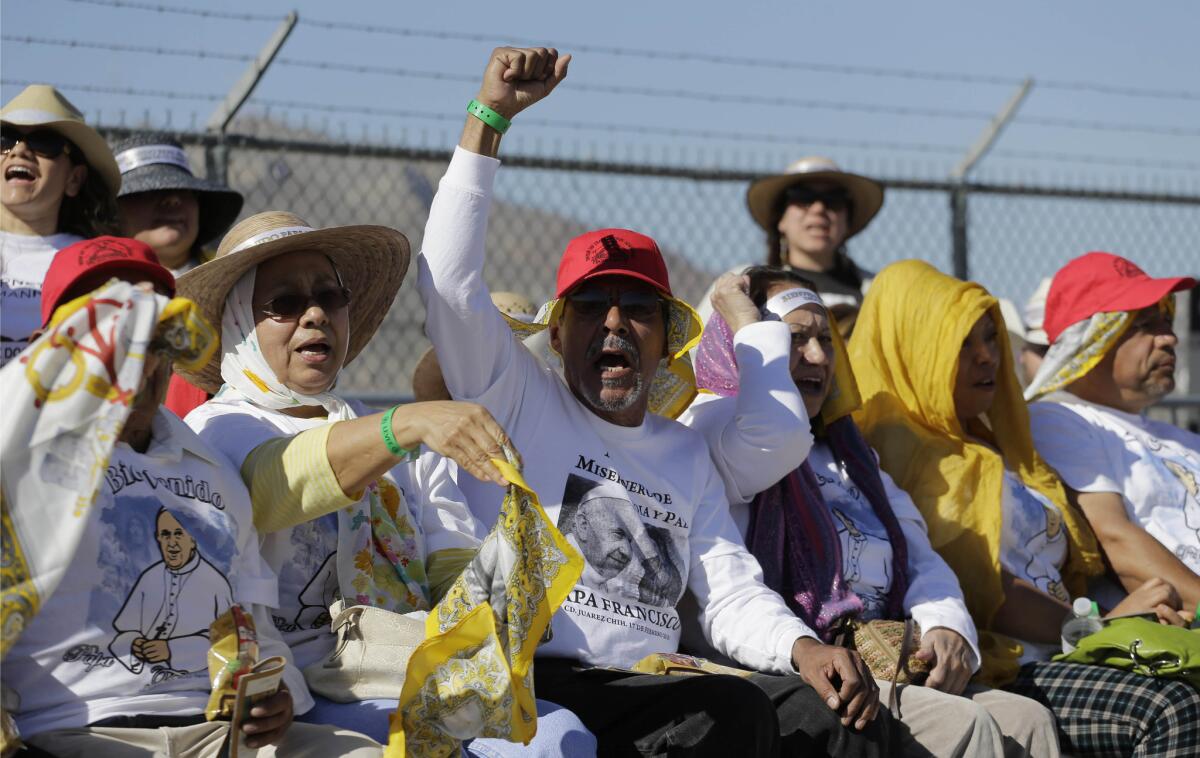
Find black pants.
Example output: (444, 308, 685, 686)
(534, 659, 895, 757)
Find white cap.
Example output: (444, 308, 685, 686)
(1072, 597, 1094, 617)
(1023, 278, 1053, 346)
(997, 298, 1026, 344)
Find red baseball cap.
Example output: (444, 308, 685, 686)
(556, 229, 673, 298)
(1043, 251, 1196, 344)
(41, 236, 176, 326)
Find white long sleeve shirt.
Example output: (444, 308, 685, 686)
(417, 146, 817, 674)
(187, 396, 484, 669)
(679, 323, 981, 671)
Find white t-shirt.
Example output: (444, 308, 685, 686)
(808, 444, 895, 618)
(418, 147, 823, 675)
(679, 322, 979, 667)
(4, 409, 302, 737)
(186, 395, 483, 669)
(0, 231, 83, 366)
(997, 468, 1070, 663)
(1030, 394, 1200, 575)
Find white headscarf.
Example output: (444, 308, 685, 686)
(217, 268, 352, 420)
(213, 266, 431, 613)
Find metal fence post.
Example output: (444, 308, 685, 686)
(205, 139, 228, 187)
(950, 184, 969, 280)
(203, 10, 296, 185)
(948, 77, 1032, 282)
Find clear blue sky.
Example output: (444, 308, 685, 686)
(4, 0, 1198, 188)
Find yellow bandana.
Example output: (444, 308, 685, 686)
(388, 451, 582, 757)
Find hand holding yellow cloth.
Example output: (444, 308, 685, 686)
(388, 452, 582, 757)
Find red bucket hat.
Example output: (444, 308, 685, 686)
(1043, 251, 1196, 344)
(41, 236, 175, 326)
(555, 228, 673, 298)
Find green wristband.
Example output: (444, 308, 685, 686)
(381, 405, 417, 460)
(467, 99, 512, 134)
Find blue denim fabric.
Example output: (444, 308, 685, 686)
(297, 695, 596, 756)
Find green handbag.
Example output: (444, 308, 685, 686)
(1053, 617, 1200, 690)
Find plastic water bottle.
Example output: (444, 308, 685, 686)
(1061, 597, 1104, 653)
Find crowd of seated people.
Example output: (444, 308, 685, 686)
(2, 45, 1197, 758)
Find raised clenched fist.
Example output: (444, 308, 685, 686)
(475, 46, 571, 120)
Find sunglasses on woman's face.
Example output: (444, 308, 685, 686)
(261, 286, 352, 320)
(1, 127, 73, 160)
(783, 186, 850, 212)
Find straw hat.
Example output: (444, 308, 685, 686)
(745, 156, 884, 238)
(1, 84, 121, 195)
(111, 132, 244, 246)
(174, 211, 410, 393)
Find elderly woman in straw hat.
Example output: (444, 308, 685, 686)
(1, 84, 121, 366)
(697, 157, 884, 337)
(179, 212, 596, 753)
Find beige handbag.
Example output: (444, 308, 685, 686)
(833, 618, 930, 714)
(302, 599, 427, 702)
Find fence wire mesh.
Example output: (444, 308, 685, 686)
(104, 127, 1200, 408)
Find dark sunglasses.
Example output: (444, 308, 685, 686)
(261, 286, 352, 320)
(566, 288, 664, 321)
(783, 186, 851, 212)
(1, 127, 73, 160)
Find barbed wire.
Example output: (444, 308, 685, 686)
(0, 77, 966, 153)
(56, 0, 278, 22)
(9, 35, 1197, 139)
(51, 0, 1200, 101)
(8, 77, 1197, 171)
(251, 98, 971, 155)
(1, 79, 221, 101)
(1, 35, 252, 62)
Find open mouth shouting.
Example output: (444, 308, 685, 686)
(294, 335, 334, 365)
(793, 372, 827, 397)
(4, 163, 38, 185)
(589, 334, 641, 387)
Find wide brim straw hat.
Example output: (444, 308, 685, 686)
(174, 210, 409, 394)
(111, 132, 244, 246)
(1, 84, 121, 195)
(746, 156, 884, 239)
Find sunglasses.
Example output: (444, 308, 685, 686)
(566, 288, 664, 322)
(1, 127, 73, 160)
(783, 186, 851, 212)
(261, 286, 352, 320)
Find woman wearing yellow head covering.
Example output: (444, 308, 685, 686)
(849, 259, 1200, 757)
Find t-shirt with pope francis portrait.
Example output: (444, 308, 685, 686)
(4, 409, 283, 739)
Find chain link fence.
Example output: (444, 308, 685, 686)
(97, 126, 1200, 422)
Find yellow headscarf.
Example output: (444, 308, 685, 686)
(847, 260, 1103, 685)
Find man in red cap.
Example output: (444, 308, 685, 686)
(418, 46, 893, 756)
(1026, 251, 1200, 615)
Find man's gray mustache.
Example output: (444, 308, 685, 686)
(585, 334, 641, 370)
